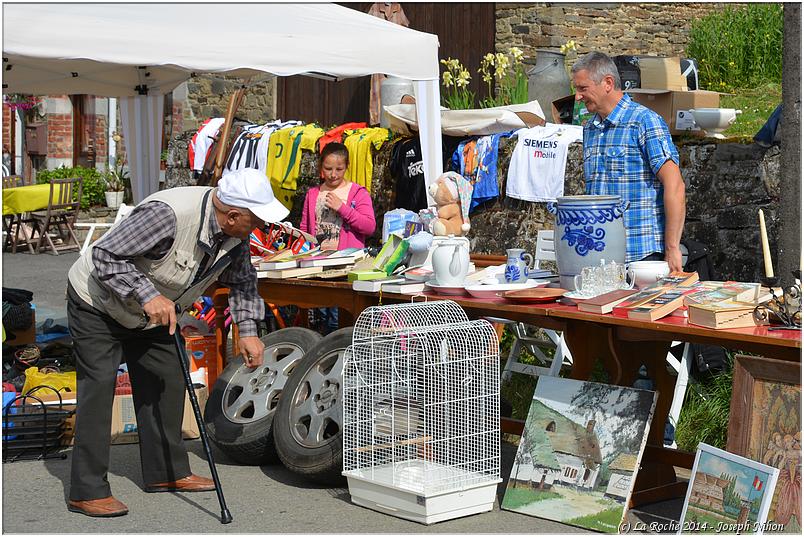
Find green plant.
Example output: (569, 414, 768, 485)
(35, 165, 105, 209)
(440, 57, 475, 110)
(478, 47, 528, 108)
(675, 354, 734, 452)
(686, 4, 782, 92)
(103, 161, 129, 192)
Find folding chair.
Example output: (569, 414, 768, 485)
(30, 177, 83, 255)
(498, 230, 574, 381)
(75, 203, 134, 255)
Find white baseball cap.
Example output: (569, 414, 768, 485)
(216, 168, 289, 224)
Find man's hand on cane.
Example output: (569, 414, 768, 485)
(143, 295, 178, 334)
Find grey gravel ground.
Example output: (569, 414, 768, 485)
(1, 249, 681, 534)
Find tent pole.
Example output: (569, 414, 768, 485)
(211, 82, 249, 186)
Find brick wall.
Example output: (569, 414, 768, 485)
(2, 105, 11, 153)
(46, 101, 73, 159)
(496, 3, 734, 62)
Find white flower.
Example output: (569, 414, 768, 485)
(509, 47, 524, 63)
(441, 71, 454, 87)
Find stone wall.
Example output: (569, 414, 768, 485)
(166, 130, 780, 282)
(175, 76, 276, 133)
(495, 3, 734, 60)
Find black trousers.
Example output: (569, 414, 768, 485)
(67, 284, 191, 500)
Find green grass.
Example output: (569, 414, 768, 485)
(501, 486, 561, 509)
(675, 355, 734, 452)
(720, 82, 782, 138)
(564, 506, 624, 533)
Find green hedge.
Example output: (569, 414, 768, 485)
(35, 166, 106, 209)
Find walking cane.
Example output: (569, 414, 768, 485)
(173, 305, 233, 524)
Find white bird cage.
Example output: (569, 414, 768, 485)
(342, 300, 501, 524)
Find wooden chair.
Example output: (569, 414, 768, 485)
(3, 175, 24, 188)
(30, 177, 84, 255)
(3, 175, 34, 253)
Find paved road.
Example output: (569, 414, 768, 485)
(1, 249, 680, 533)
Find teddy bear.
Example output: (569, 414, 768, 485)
(423, 171, 473, 236)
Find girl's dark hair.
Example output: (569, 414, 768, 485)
(320, 142, 349, 166)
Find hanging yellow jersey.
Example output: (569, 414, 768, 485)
(343, 127, 392, 192)
(266, 124, 325, 209)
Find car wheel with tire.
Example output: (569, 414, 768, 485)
(204, 327, 322, 465)
(273, 327, 352, 485)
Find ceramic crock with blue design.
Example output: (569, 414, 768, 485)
(547, 195, 629, 290)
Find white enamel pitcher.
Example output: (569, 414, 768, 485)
(431, 235, 470, 287)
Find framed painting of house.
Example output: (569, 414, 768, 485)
(726, 354, 801, 533)
(679, 443, 780, 534)
(500, 376, 657, 533)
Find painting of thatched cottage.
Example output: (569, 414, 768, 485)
(529, 399, 602, 490)
(605, 453, 638, 500)
(502, 377, 657, 534)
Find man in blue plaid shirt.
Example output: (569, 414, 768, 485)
(571, 52, 686, 272)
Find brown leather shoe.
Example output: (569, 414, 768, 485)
(145, 474, 215, 493)
(67, 496, 128, 517)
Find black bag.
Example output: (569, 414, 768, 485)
(613, 55, 641, 90)
(682, 239, 715, 280)
(690, 343, 729, 378)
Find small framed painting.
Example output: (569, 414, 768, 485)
(679, 442, 780, 535)
(727, 354, 801, 533)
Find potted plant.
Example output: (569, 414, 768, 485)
(103, 163, 128, 209)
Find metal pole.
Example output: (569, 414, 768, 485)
(173, 306, 232, 524)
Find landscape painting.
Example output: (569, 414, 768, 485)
(680, 443, 780, 534)
(501, 376, 657, 533)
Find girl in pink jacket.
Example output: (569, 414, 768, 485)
(300, 142, 376, 250)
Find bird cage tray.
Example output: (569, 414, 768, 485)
(345, 460, 500, 524)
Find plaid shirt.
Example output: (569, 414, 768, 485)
(583, 93, 679, 262)
(92, 201, 264, 337)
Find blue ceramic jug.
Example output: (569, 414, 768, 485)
(547, 195, 629, 290)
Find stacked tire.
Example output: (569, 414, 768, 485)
(205, 327, 352, 485)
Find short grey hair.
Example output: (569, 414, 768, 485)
(571, 52, 621, 90)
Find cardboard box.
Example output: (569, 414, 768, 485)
(185, 335, 217, 387)
(626, 89, 721, 135)
(111, 386, 208, 444)
(637, 56, 688, 91)
(34, 387, 208, 446)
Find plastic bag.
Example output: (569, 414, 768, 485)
(22, 367, 77, 396)
(382, 209, 419, 243)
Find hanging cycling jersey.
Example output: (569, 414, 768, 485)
(225, 120, 301, 174)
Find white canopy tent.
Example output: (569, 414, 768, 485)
(3, 3, 443, 202)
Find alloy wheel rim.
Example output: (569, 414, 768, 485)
(289, 347, 345, 448)
(221, 343, 305, 424)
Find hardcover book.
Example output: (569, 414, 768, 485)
(380, 281, 426, 294)
(352, 276, 406, 292)
(577, 289, 640, 315)
(257, 265, 324, 279)
(687, 301, 768, 329)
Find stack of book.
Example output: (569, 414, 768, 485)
(684, 282, 770, 329)
(256, 247, 366, 279)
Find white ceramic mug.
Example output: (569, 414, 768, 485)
(626, 260, 670, 289)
